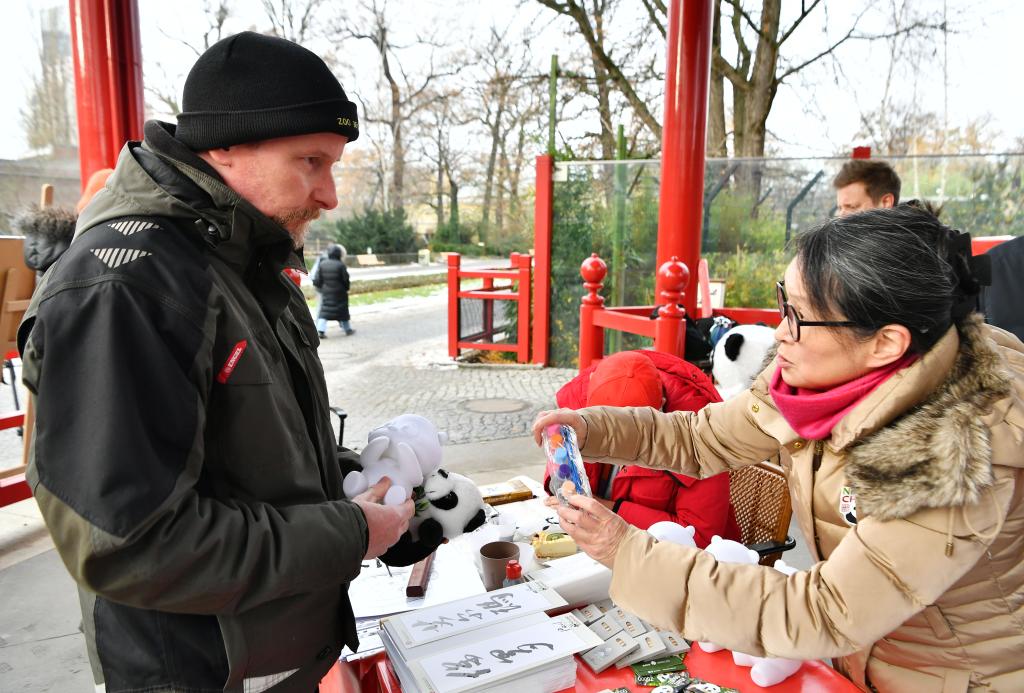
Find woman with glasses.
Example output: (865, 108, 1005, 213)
(533, 204, 1023, 692)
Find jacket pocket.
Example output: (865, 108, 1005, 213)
(212, 331, 274, 386)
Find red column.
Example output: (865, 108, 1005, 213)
(578, 254, 607, 371)
(447, 254, 461, 359)
(532, 154, 554, 365)
(655, 0, 713, 317)
(654, 257, 689, 356)
(69, 0, 144, 189)
(516, 253, 532, 363)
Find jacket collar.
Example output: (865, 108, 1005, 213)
(844, 315, 1014, 520)
(141, 121, 303, 274)
(78, 121, 303, 276)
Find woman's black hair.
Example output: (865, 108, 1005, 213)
(794, 204, 989, 354)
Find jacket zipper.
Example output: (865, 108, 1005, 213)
(811, 439, 825, 558)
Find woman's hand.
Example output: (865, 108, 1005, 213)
(552, 489, 630, 569)
(532, 408, 588, 448)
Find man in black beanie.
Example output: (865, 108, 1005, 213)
(18, 32, 416, 692)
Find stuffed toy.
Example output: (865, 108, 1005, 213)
(412, 467, 487, 545)
(343, 414, 447, 505)
(711, 324, 776, 400)
(729, 559, 804, 686)
(647, 520, 697, 548)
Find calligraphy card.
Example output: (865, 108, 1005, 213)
(587, 613, 624, 640)
(410, 612, 602, 693)
(581, 632, 640, 674)
(386, 582, 568, 649)
(657, 630, 690, 657)
(576, 603, 604, 624)
(615, 629, 668, 667)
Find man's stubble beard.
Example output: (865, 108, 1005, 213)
(274, 208, 321, 249)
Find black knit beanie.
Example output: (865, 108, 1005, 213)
(176, 32, 359, 150)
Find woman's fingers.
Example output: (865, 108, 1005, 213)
(531, 408, 588, 446)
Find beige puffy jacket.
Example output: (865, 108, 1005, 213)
(578, 316, 1024, 692)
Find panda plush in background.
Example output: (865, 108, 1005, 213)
(711, 324, 776, 400)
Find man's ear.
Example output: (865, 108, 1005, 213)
(867, 324, 911, 367)
(198, 147, 235, 168)
(879, 192, 896, 209)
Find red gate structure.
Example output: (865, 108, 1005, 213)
(447, 253, 533, 363)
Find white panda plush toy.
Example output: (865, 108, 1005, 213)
(711, 324, 776, 400)
(413, 468, 486, 545)
(343, 414, 447, 505)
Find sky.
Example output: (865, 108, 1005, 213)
(1, 0, 1021, 162)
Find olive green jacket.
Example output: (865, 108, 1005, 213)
(19, 121, 367, 692)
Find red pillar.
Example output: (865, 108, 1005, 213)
(515, 253, 532, 363)
(447, 254, 461, 359)
(69, 0, 144, 189)
(532, 154, 554, 365)
(655, 0, 713, 318)
(578, 254, 607, 371)
(653, 257, 689, 356)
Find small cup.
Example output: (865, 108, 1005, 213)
(480, 541, 520, 590)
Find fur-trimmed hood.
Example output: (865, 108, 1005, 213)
(846, 314, 1020, 521)
(14, 205, 77, 273)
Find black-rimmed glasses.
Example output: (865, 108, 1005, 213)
(776, 281, 858, 342)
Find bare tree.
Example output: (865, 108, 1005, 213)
(535, 0, 662, 141)
(338, 0, 458, 212)
(22, 7, 76, 153)
(261, 0, 326, 43)
(145, 1, 233, 117)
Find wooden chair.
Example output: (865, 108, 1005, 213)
(0, 187, 44, 507)
(729, 461, 796, 566)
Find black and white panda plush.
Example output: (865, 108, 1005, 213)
(711, 324, 776, 399)
(377, 467, 487, 567)
(414, 468, 487, 546)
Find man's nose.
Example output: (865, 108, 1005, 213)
(314, 171, 338, 210)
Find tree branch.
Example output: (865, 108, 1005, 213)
(777, 0, 822, 46)
(638, 0, 666, 39)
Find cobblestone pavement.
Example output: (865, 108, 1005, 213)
(322, 290, 575, 450)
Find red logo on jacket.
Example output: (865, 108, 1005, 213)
(216, 340, 248, 384)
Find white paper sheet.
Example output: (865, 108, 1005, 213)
(414, 613, 600, 693)
(349, 541, 486, 619)
(391, 582, 567, 648)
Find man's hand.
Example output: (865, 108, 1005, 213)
(352, 478, 414, 560)
(554, 489, 630, 569)
(531, 408, 588, 447)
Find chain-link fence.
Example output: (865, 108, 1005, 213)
(547, 153, 1023, 367)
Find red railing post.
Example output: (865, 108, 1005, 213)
(447, 253, 461, 359)
(516, 253, 532, 363)
(532, 155, 554, 365)
(655, 0, 713, 318)
(654, 257, 689, 356)
(69, 0, 144, 188)
(852, 146, 872, 159)
(579, 254, 607, 371)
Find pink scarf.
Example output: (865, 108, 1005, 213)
(769, 354, 918, 440)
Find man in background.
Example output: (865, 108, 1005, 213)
(833, 159, 901, 216)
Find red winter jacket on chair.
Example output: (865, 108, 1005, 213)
(546, 350, 741, 548)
